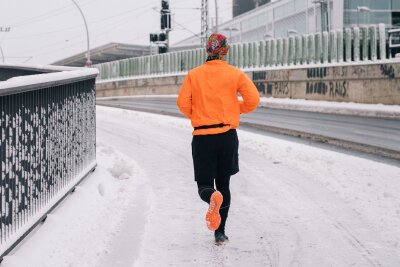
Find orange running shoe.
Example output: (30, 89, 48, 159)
(206, 191, 223, 231)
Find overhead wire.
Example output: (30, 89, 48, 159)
(6, 0, 160, 40)
(0, 0, 97, 46)
(9, 0, 97, 28)
(19, 4, 156, 59)
(13, 0, 231, 61)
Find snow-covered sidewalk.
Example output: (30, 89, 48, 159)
(3, 106, 400, 267)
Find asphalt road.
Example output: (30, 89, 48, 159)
(96, 97, 400, 158)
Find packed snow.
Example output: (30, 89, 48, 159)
(0, 68, 98, 92)
(2, 106, 400, 267)
(0, 63, 81, 72)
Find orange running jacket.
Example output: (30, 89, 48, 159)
(176, 59, 260, 135)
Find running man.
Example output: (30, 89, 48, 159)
(177, 33, 260, 243)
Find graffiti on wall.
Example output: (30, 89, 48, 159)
(333, 67, 348, 78)
(272, 82, 289, 95)
(306, 81, 349, 97)
(307, 68, 328, 78)
(254, 81, 289, 95)
(253, 70, 289, 80)
(253, 71, 289, 96)
(306, 82, 328, 95)
(255, 82, 266, 94)
(380, 64, 395, 79)
(351, 67, 366, 77)
(328, 81, 349, 97)
(306, 67, 348, 98)
(253, 71, 266, 81)
(253, 71, 267, 94)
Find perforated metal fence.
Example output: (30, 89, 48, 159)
(96, 24, 389, 81)
(0, 65, 98, 260)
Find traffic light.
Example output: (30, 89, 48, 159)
(158, 45, 167, 54)
(149, 0, 170, 54)
(161, 0, 169, 10)
(158, 33, 167, 42)
(160, 0, 171, 30)
(150, 33, 158, 42)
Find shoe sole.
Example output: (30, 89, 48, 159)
(206, 191, 223, 231)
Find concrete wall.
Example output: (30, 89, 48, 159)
(252, 62, 400, 104)
(97, 75, 185, 97)
(96, 62, 400, 105)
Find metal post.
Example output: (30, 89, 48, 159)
(214, 0, 219, 32)
(306, 0, 309, 34)
(0, 45, 4, 63)
(313, 0, 328, 34)
(0, 27, 10, 63)
(201, 0, 209, 47)
(167, 31, 170, 52)
(320, 1, 326, 34)
(70, 0, 91, 67)
(314, 2, 318, 33)
(327, 0, 331, 32)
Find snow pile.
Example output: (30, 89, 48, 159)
(2, 142, 150, 267)
(238, 131, 400, 250)
(259, 97, 400, 118)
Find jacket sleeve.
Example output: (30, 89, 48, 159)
(237, 72, 260, 114)
(176, 73, 192, 119)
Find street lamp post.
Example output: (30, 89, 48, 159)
(70, 0, 91, 67)
(0, 45, 4, 63)
(312, 0, 329, 34)
(357, 6, 371, 27)
(0, 27, 10, 63)
(214, 0, 219, 32)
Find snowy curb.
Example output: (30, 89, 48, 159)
(259, 98, 400, 119)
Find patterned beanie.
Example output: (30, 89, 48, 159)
(206, 33, 229, 60)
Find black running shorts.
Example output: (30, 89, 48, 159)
(191, 129, 239, 183)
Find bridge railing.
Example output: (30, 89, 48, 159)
(95, 24, 389, 81)
(0, 64, 98, 260)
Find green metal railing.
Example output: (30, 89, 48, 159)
(96, 24, 387, 81)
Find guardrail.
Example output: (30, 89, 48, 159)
(0, 64, 98, 261)
(95, 24, 390, 81)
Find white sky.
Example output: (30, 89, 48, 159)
(0, 0, 232, 64)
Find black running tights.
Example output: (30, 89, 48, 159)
(197, 176, 231, 234)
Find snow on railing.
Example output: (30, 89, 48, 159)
(0, 64, 98, 261)
(95, 24, 390, 81)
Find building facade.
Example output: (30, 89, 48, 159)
(233, 0, 271, 17)
(180, 0, 400, 45)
